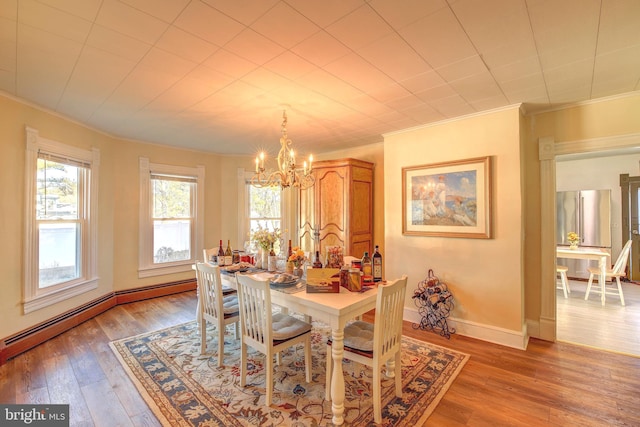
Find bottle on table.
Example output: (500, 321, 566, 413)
(217, 239, 226, 267)
(268, 243, 277, 272)
(373, 245, 383, 282)
(287, 239, 293, 259)
(361, 251, 373, 284)
(312, 250, 323, 268)
(225, 240, 233, 266)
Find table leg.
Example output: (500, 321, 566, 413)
(599, 255, 606, 306)
(330, 328, 345, 426)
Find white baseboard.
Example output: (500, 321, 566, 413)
(404, 307, 529, 350)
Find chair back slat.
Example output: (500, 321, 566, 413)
(195, 262, 224, 320)
(612, 240, 633, 274)
(374, 275, 408, 359)
(236, 274, 272, 347)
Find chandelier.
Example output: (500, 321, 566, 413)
(251, 110, 314, 190)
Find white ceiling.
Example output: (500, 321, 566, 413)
(1, 0, 639, 156)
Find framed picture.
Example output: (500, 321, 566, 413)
(402, 156, 492, 238)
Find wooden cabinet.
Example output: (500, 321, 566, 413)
(298, 158, 373, 259)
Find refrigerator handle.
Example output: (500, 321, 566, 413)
(579, 196, 584, 243)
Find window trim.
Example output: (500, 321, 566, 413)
(236, 168, 294, 249)
(139, 157, 204, 278)
(24, 126, 100, 314)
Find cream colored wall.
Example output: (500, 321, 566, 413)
(0, 94, 250, 338)
(383, 107, 526, 346)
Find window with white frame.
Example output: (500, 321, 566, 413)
(237, 168, 293, 255)
(139, 158, 204, 278)
(24, 127, 99, 313)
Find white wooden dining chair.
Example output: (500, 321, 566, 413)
(556, 265, 570, 298)
(325, 275, 408, 424)
(585, 239, 632, 306)
(195, 262, 240, 366)
(236, 274, 312, 406)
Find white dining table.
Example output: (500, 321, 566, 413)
(220, 270, 378, 426)
(556, 246, 610, 305)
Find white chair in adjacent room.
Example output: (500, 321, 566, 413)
(195, 262, 240, 366)
(556, 265, 570, 298)
(235, 274, 312, 406)
(325, 275, 408, 424)
(585, 239, 632, 306)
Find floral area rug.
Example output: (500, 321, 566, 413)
(110, 320, 468, 426)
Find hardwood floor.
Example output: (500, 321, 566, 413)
(1, 291, 638, 426)
(557, 279, 640, 356)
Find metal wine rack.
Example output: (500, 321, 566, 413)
(412, 269, 455, 339)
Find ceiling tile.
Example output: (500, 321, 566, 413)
(357, 32, 430, 82)
(173, 0, 245, 46)
(251, 2, 319, 48)
(415, 83, 458, 103)
(242, 67, 292, 92)
(429, 94, 474, 117)
(0, 0, 17, 20)
(139, 47, 197, 80)
(202, 0, 279, 26)
(597, 0, 640, 54)
(203, 48, 257, 78)
(19, 0, 92, 43)
(368, 0, 447, 30)
(285, 0, 365, 28)
(449, 71, 503, 102)
(35, 0, 100, 21)
(263, 51, 317, 81)
(0, 16, 16, 71)
(290, 31, 350, 67)
(323, 53, 395, 93)
(435, 55, 487, 83)
(326, 4, 394, 51)
(400, 70, 445, 94)
(224, 28, 285, 65)
(57, 46, 136, 120)
(96, 0, 168, 45)
(86, 24, 150, 62)
(120, 0, 190, 23)
(367, 82, 413, 104)
(17, 25, 83, 108)
(155, 26, 219, 63)
(296, 68, 363, 102)
(399, 6, 477, 68)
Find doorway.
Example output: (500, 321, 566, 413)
(620, 174, 640, 281)
(552, 148, 640, 357)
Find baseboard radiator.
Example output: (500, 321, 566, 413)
(0, 279, 196, 365)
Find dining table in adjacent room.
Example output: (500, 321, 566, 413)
(219, 269, 379, 426)
(556, 246, 610, 305)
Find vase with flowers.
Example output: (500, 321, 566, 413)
(567, 231, 580, 249)
(288, 246, 307, 278)
(250, 225, 282, 269)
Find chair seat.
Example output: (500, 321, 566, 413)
(586, 266, 622, 277)
(222, 295, 240, 314)
(221, 286, 236, 295)
(556, 265, 568, 272)
(343, 321, 374, 351)
(271, 312, 312, 340)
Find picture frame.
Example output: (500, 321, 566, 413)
(402, 156, 492, 238)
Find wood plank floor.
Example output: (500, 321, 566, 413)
(557, 279, 640, 356)
(1, 291, 638, 426)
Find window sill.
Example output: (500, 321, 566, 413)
(138, 262, 194, 278)
(23, 278, 99, 314)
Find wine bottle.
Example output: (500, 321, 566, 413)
(361, 251, 373, 284)
(373, 245, 383, 282)
(225, 240, 233, 266)
(268, 243, 277, 272)
(217, 239, 225, 266)
(287, 239, 293, 259)
(312, 250, 323, 268)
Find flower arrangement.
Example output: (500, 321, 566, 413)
(567, 231, 579, 247)
(250, 224, 282, 251)
(288, 246, 307, 268)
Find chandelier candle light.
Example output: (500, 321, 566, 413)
(252, 110, 314, 190)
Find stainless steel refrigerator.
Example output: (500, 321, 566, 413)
(556, 190, 612, 279)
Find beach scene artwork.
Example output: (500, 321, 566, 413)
(410, 170, 477, 227)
